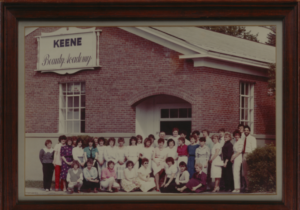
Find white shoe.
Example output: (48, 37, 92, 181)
(45, 189, 49, 192)
(232, 189, 240, 193)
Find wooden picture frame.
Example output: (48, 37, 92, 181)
(1, 1, 299, 210)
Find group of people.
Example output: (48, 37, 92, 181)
(39, 124, 257, 194)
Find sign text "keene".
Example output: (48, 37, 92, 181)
(54, 37, 82, 48)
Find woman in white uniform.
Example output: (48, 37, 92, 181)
(195, 137, 210, 174)
(209, 134, 222, 192)
(115, 137, 127, 184)
(72, 138, 85, 168)
(231, 129, 244, 193)
(96, 137, 106, 181)
(165, 139, 178, 167)
(104, 137, 117, 169)
(152, 138, 167, 191)
(126, 136, 139, 170)
(140, 138, 154, 169)
(137, 158, 156, 192)
(136, 135, 144, 168)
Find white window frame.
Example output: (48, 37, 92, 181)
(59, 82, 85, 134)
(239, 82, 254, 134)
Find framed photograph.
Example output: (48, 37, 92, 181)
(1, 1, 299, 210)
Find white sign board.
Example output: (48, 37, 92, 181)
(36, 27, 101, 74)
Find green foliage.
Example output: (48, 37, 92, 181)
(246, 144, 276, 192)
(267, 63, 276, 99)
(199, 26, 259, 42)
(265, 26, 276, 47)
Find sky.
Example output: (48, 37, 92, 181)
(245, 26, 273, 44)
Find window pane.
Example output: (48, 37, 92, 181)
(241, 109, 244, 120)
(241, 83, 244, 95)
(67, 109, 73, 119)
(74, 109, 79, 119)
(161, 109, 169, 118)
(68, 97, 73, 107)
(188, 108, 192, 118)
(67, 83, 73, 95)
(244, 109, 248, 120)
(179, 108, 187, 118)
(244, 97, 249, 108)
(81, 121, 85, 133)
(67, 121, 73, 133)
(74, 96, 79, 107)
(74, 82, 80, 94)
(74, 121, 80, 133)
(170, 109, 178, 118)
(81, 82, 85, 94)
(81, 109, 85, 120)
(81, 95, 85, 107)
(62, 83, 66, 91)
(245, 84, 249, 95)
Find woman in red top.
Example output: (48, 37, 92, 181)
(177, 137, 188, 167)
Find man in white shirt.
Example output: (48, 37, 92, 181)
(242, 125, 257, 193)
(153, 131, 168, 148)
(179, 130, 191, 146)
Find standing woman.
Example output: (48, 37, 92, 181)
(104, 137, 117, 169)
(170, 128, 180, 147)
(187, 135, 200, 178)
(209, 134, 222, 192)
(60, 137, 74, 192)
(96, 137, 106, 181)
(94, 137, 99, 147)
(126, 136, 140, 170)
(136, 135, 144, 168)
(53, 135, 67, 191)
(177, 137, 188, 166)
(222, 132, 234, 192)
(141, 138, 154, 169)
(83, 137, 99, 168)
(72, 138, 85, 168)
(195, 137, 210, 174)
(160, 157, 178, 193)
(39, 139, 54, 192)
(165, 139, 178, 167)
(72, 136, 77, 148)
(115, 137, 127, 187)
(148, 134, 155, 148)
(231, 129, 244, 193)
(137, 158, 156, 192)
(152, 138, 167, 191)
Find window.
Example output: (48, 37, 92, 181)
(59, 82, 85, 133)
(160, 108, 192, 118)
(240, 82, 254, 132)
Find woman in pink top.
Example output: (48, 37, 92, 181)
(152, 138, 167, 191)
(100, 161, 120, 193)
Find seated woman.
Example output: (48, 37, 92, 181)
(39, 139, 54, 192)
(175, 161, 190, 192)
(178, 163, 207, 193)
(66, 160, 83, 193)
(121, 161, 141, 192)
(137, 158, 156, 193)
(160, 157, 178, 193)
(152, 138, 167, 191)
(101, 160, 120, 193)
(82, 158, 99, 193)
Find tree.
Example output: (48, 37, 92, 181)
(267, 63, 276, 99)
(199, 26, 259, 42)
(264, 26, 276, 47)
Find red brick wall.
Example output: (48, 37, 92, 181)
(25, 27, 275, 135)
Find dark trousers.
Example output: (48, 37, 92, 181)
(222, 162, 234, 191)
(206, 162, 212, 190)
(83, 180, 99, 190)
(42, 163, 54, 190)
(160, 178, 176, 193)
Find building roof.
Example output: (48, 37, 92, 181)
(150, 27, 275, 63)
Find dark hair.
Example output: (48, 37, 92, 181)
(72, 136, 78, 141)
(179, 130, 187, 136)
(244, 125, 251, 131)
(118, 137, 125, 143)
(179, 161, 187, 170)
(136, 135, 143, 141)
(144, 138, 152, 147)
(191, 130, 200, 136)
(199, 137, 206, 142)
(238, 124, 245, 129)
(172, 127, 179, 133)
(108, 137, 116, 146)
(58, 135, 67, 142)
(66, 137, 73, 146)
(218, 128, 225, 133)
(233, 129, 241, 137)
(87, 137, 96, 148)
(45, 139, 52, 146)
(158, 138, 165, 144)
(190, 134, 198, 141)
(148, 134, 155, 140)
(167, 139, 175, 146)
(166, 157, 175, 164)
(178, 137, 185, 144)
(87, 158, 94, 165)
(201, 129, 210, 135)
(129, 136, 138, 145)
(126, 161, 134, 168)
(142, 158, 149, 164)
(107, 160, 115, 167)
(98, 137, 106, 144)
(72, 160, 80, 168)
(75, 138, 83, 147)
